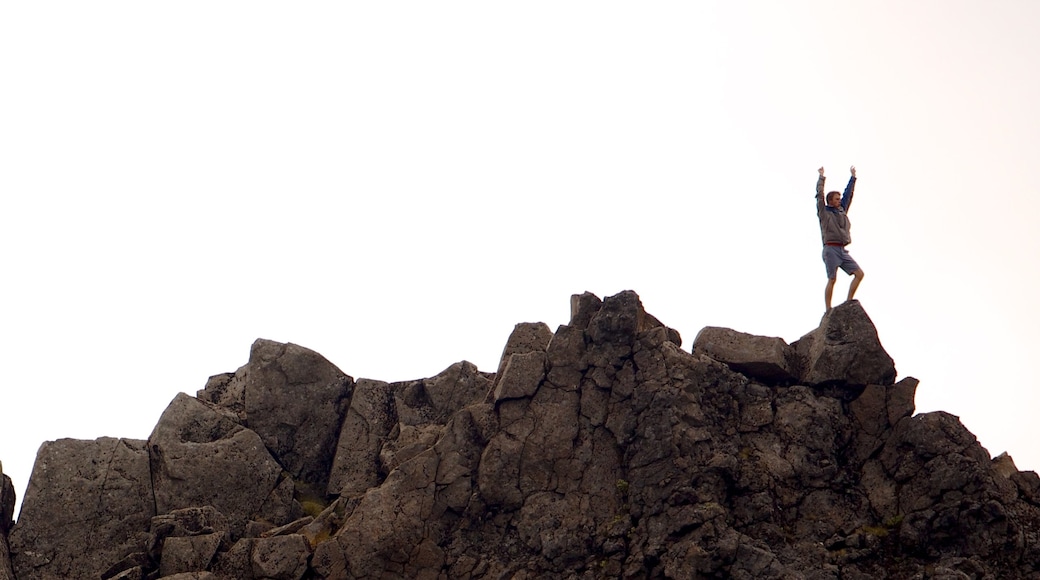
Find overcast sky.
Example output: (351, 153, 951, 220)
(2, 2, 1038, 518)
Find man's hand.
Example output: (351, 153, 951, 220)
(850, 165, 856, 177)
(819, 167, 825, 176)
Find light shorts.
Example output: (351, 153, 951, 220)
(823, 245, 861, 279)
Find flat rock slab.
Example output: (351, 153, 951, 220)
(693, 326, 797, 383)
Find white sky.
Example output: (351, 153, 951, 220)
(2, 2, 1039, 518)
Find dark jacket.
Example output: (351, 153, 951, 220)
(816, 174, 857, 246)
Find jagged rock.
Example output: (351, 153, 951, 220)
(0, 462, 12, 580)
(327, 378, 395, 497)
(493, 350, 546, 401)
(586, 289, 646, 344)
(848, 377, 919, 464)
(9, 437, 154, 580)
(155, 573, 218, 580)
(148, 393, 287, 539)
(793, 300, 897, 386)
(0, 462, 12, 536)
(328, 362, 492, 499)
(493, 322, 554, 381)
(692, 326, 797, 383)
(492, 322, 552, 402)
(0, 463, 12, 580)
(251, 534, 310, 580)
(1012, 470, 1040, 506)
(568, 291, 602, 329)
(9, 290, 1040, 579)
(393, 360, 493, 427)
(210, 537, 254, 579)
(197, 339, 354, 495)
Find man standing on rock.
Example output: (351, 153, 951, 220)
(816, 165, 863, 311)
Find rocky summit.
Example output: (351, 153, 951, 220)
(2, 291, 1040, 580)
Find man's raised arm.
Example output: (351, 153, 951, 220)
(816, 166, 826, 217)
(842, 165, 857, 211)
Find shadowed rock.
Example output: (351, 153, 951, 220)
(0, 462, 13, 580)
(693, 326, 797, 383)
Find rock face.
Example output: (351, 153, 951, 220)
(793, 300, 897, 386)
(5, 291, 1040, 579)
(8, 438, 153, 580)
(1, 462, 14, 580)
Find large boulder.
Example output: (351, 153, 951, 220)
(197, 339, 353, 495)
(148, 393, 290, 539)
(9, 438, 154, 580)
(692, 326, 797, 383)
(792, 300, 897, 386)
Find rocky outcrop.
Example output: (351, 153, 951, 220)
(148, 393, 291, 540)
(4, 291, 1040, 579)
(793, 300, 897, 386)
(196, 339, 354, 496)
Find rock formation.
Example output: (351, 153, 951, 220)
(4, 292, 1040, 579)
(1, 462, 15, 580)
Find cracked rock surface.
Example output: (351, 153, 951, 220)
(5, 292, 1040, 579)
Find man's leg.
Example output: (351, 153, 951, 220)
(847, 269, 865, 301)
(825, 277, 836, 311)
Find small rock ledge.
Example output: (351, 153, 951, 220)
(3, 292, 1039, 579)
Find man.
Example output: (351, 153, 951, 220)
(816, 165, 863, 311)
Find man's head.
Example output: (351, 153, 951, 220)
(826, 191, 842, 208)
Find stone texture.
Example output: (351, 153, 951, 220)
(251, 534, 310, 580)
(693, 326, 797, 383)
(148, 393, 286, 539)
(493, 351, 546, 401)
(197, 339, 353, 495)
(8, 290, 1040, 579)
(0, 462, 12, 536)
(209, 538, 254, 579)
(9, 437, 154, 580)
(0, 462, 12, 580)
(792, 300, 897, 386)
(159, 534, 223, 577)
(327, 378, 395, 497)
(493, 321, 554, 381)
